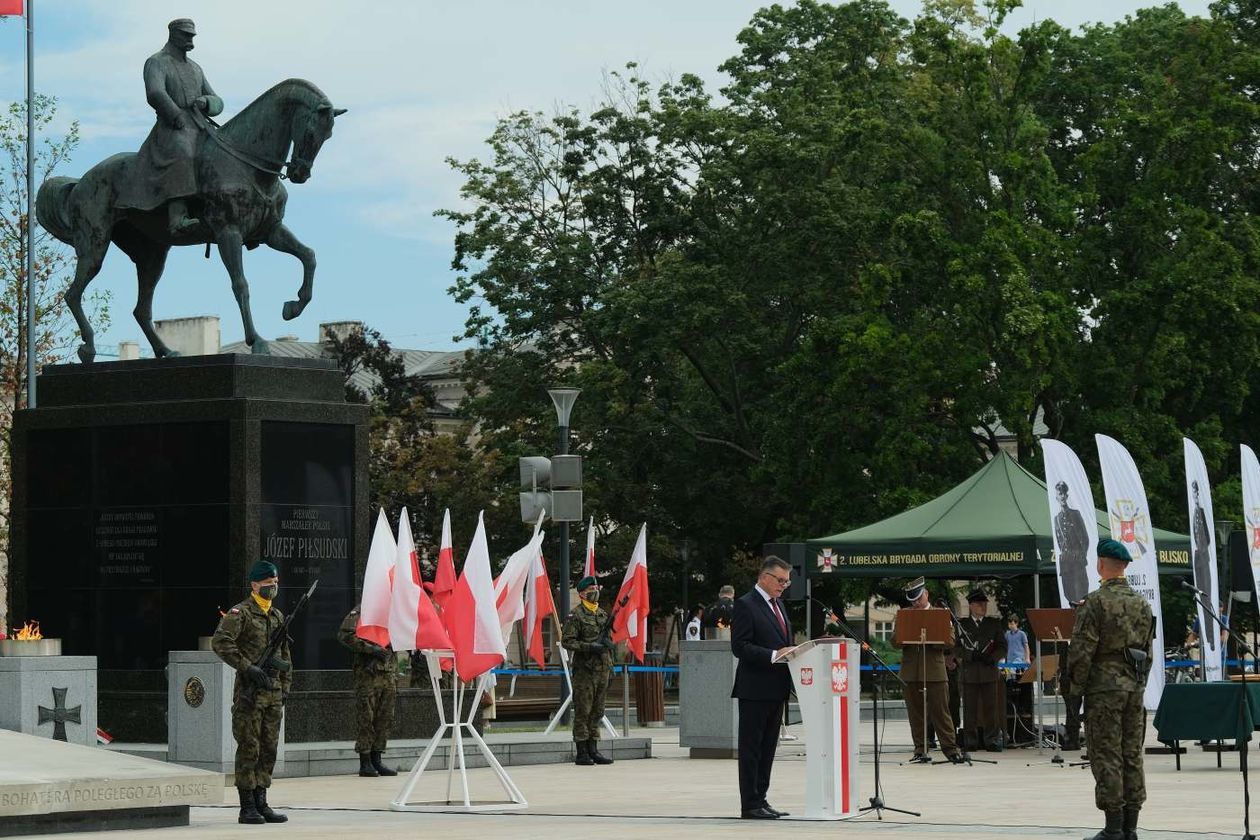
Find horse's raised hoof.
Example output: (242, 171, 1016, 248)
(282, 300, 305, 321)
(77, 344, 96, 364)
(250, 338, 271, 355)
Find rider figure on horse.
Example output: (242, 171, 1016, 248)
(116, 18, 223, 236)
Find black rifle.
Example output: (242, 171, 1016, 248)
(250, 580, 318, 690)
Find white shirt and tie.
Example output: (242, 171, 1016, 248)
(755, 583, 790, 662)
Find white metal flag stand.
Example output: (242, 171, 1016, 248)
(541, 646, 619, 738)
(391, 650, 527, 812)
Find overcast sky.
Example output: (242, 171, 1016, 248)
(0, 0, 1214, 356)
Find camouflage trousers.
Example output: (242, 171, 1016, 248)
(1085, 690, 1146, 811)
(354, 672, 397, 753)
(571, 667, 609, 741)
(231, 690, 284, 789)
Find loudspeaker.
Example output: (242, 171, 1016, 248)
(762, 542, 807, 601)
(1229, 530, 1254, 603)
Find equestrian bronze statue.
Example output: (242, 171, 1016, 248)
(36, 18, 346, 362)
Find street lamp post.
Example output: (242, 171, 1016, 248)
(547, 388, 579, 717)
(548, 388, 580, 623)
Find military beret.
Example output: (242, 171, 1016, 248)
(168, 18, 196, 33)
(576, 575, 598, 591)
(904, 576, 926, 602)
(248, 560, 279, 581)
(1097, 539, 1131, 563)
(966, 588, 989, 603)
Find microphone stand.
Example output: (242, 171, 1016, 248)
(810, 597, 920, 819)
(937, 603, 997, 766)
(1187, 585, 1256, 840)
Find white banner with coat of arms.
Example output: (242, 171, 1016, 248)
(1041, 439, 1100, 607)
(1240, 445, 1260, 606)
(1183, 438, 1223, 682)
(1096, 434, 1165, 711)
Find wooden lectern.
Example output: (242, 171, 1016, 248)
(894, 609, 954, 755)
(1026, 608, 1077, 753)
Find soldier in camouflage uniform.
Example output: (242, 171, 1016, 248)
(1067, 539, 1154, 840)
(337, 606, 398, 778)
(562, 575, 615, 766)
(212, 560, 292, 826)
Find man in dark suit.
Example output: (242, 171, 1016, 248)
(731, 557, 795, 820)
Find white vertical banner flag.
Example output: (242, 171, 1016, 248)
(1183, 439, 1223, 681)
(1096, 434, 1165, 710)
(1241, 445, 1260, 606)
(1040, 440, 1100, 607)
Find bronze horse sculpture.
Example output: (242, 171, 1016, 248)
(37, 78, 345, 362)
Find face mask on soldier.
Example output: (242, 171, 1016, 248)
(259, 584, 278, 600)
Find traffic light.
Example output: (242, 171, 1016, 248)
(519, 455, 583, 522)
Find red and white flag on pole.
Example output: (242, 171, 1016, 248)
(494, 513, 545, 645)
(523, 545, 557, 669)
(0, 2, 24, 17)
(583, 516, 596, 578)
(355, 508, 395, 647)
(431, 508, 457, 611)
(611, 524, 650, 663)
(443, 512, 506, 680)
(388, 507, 451, 652)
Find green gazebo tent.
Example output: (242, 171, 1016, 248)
(805, 451, 1191, 580)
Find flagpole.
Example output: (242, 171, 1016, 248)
(24, 0, 36, 408)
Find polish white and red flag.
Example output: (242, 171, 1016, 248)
(443, 512, 507, 680)
(611, 524, 650, 663)
(387, 507, 451, 653)
(355, 508, 396, 647)
(493, 513, 545, 645)
(523, 544, 557, 669)
(431, 508, 457, 611)
(583, 516, 597, 578)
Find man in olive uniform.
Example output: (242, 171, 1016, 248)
(1068, 539, 1154, 840)
(893, 577, 964, 764)
(561, 575, 615, 766)
(956, 589, 1007, 751)
(337, 606, 398, 778)
(117, 18, 224, 234)
(1055, 481, 1091, 604)
(212, 560, 291, 825)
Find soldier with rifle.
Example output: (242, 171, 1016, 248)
(212, 560, 316, 825)
(561, 575, 616, 766)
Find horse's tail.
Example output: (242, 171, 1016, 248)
(36, 176, 78, 245)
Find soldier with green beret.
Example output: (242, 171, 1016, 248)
(1068, 539, 1154, 840)
(337, 605, 398, 778)
(212, 560, 292, 825)
(562, 575, 615, 766)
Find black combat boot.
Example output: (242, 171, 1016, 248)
(237, 786, 264, 825)
(1123, 806, 1140, 840)
(358, 753, 378, 777)
(574, 740, 594, 766)
(1084, 810, 1124, 840)
(253, 787, 287, 823)
(370, 750, 398, 776)
(587, 739, 614, 765)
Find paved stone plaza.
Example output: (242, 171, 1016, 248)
(34, 719, 1250, 840)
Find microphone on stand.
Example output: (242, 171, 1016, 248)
(1180, 579, 1209, 598)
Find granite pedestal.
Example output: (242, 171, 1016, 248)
(0, 655, 97, 747)
(10, 355, 369, 742)
(678, 640, 738, 758)
(0, 729, 220, 836)
(167, 650, 283, 776)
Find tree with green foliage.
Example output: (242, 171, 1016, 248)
(443, 0, 1260, 627)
